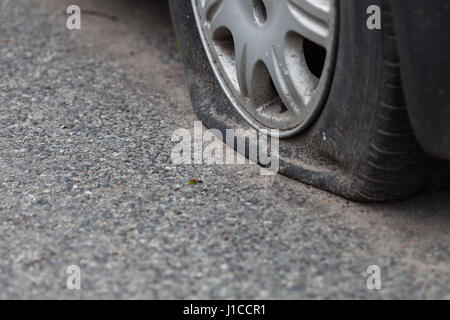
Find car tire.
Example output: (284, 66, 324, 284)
(169, 0, 450, 201)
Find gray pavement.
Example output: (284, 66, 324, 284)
(0, 0, 449, 299)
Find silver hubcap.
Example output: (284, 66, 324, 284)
(192, 0, 338, 137)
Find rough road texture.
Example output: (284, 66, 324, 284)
(0, 0, 449, 299)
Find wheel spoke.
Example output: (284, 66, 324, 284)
(288, 0, 332, 23)
(203, 0, 253, 37)
(284, 0, 333, 48)
(199, 0, 230, 26)
(265, 43, 317, 116)
(235, 41, 251, 97)
(208, 3, 232, 35)
(266, 46, 298, 113)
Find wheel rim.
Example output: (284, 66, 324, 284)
(191, 0, 338, 137)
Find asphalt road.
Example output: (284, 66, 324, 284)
(0, 0, 449, 299)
